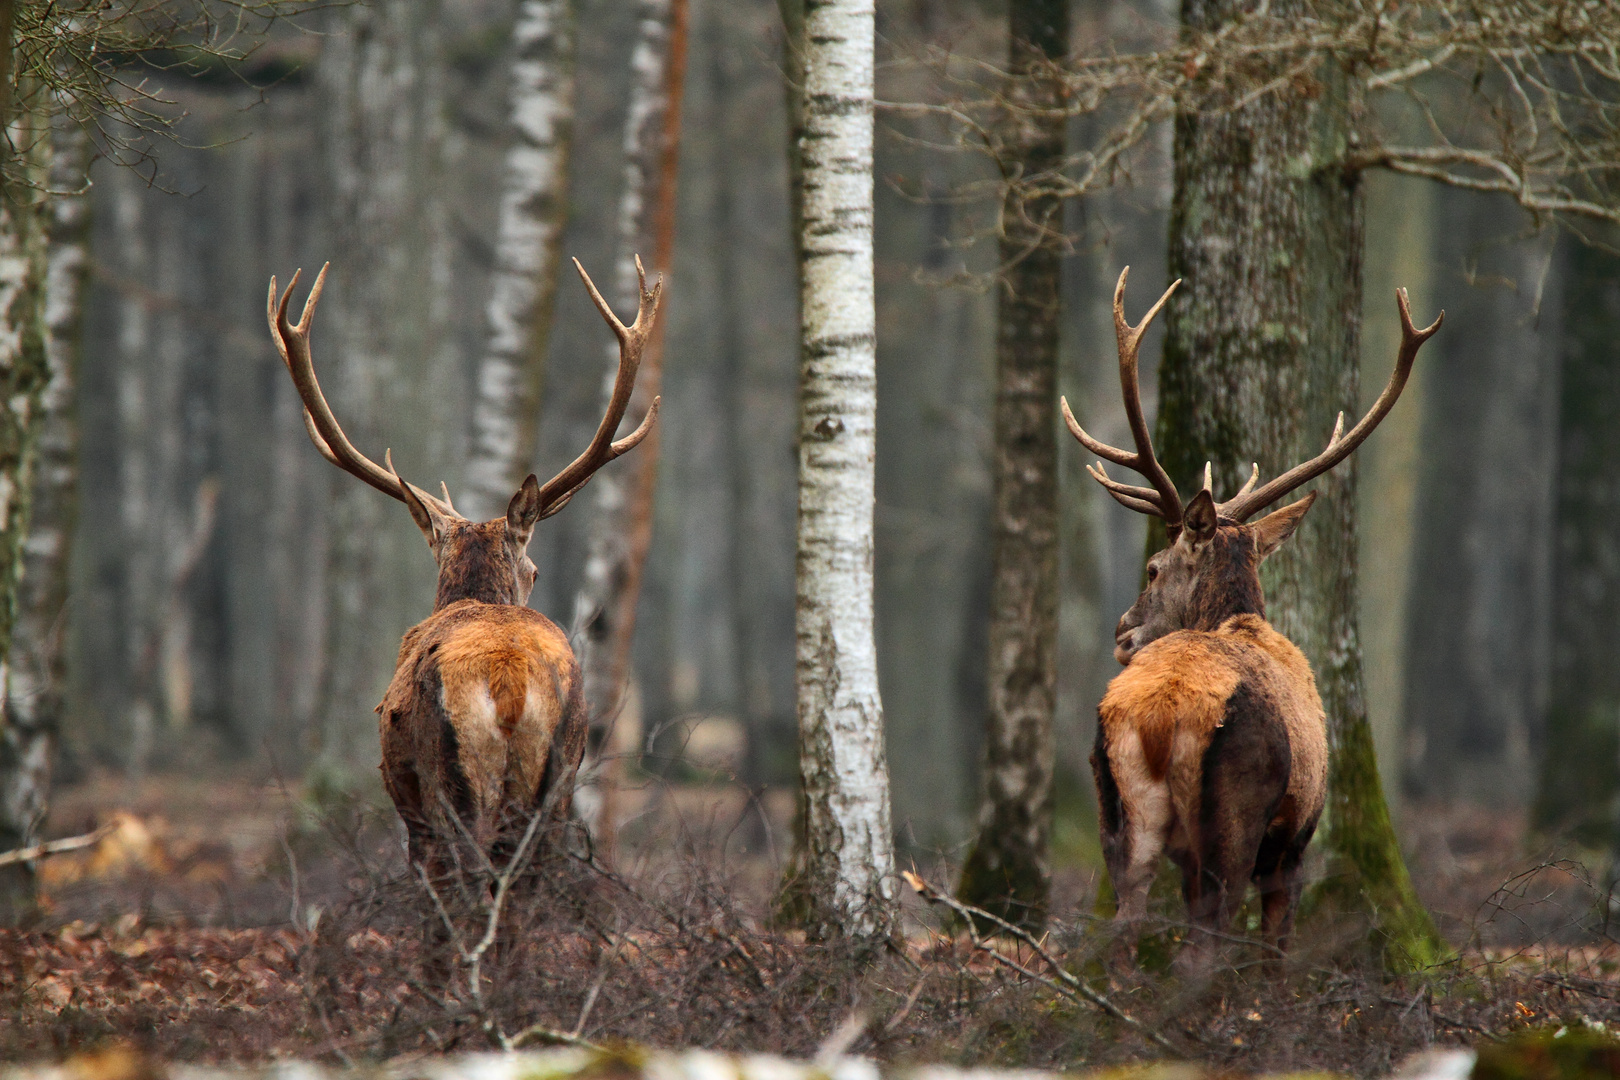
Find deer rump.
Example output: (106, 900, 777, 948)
(377, 600, 587, 867)
(1091, 614, 1327, 941)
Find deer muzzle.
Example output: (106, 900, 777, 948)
(1114, 611, 1143, 666)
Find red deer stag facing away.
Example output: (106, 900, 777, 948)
(1063, 267, 1441, 966)
(267, 257, 661, 876)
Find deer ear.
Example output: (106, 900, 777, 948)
(1252, 491, 1317, 560)
(507, 474, 542, 543)
(1183, 488, 1218, 546)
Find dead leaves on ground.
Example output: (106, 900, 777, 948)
(1, 923, 305, 1023)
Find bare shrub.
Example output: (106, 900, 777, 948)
(6, 781, 1620, 1073)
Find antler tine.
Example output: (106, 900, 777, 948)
(536, 396, 662, 522)
(1061, 396, 1136, 468)
(534, 258, 664, 517)
(268, 265, 459, 520)
(1111, 268, 1183, 525)
(1087, 462, 1166, 514)
(1218, 287, 1443, 522)
(1208, 462, 1261, 518)
(1061, 267, 1186, 525)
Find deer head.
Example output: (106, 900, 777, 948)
(1063, 267, 1442, 665)
(267, 256, 662, 612)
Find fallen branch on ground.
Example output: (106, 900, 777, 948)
(900, 870, 1177, 1054)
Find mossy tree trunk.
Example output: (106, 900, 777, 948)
(0, 24, 57, 916)
(0, 112, 88, 920)
(1154, 0, 1443, 971)
(956, 0, 1068, 934)
(1536, 234, 1620, 846)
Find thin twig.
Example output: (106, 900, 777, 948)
(0, 820, 115, 869)
(901, 870, 1177, 1053)
(572, 931, 626, 1038)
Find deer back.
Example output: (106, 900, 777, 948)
(1097, 613, 1326, 842)
(378, 601, 586, 852)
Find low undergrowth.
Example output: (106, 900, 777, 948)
(2, 792, 1619, 1075)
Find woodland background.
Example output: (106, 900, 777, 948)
(46, 0, 1614, 864)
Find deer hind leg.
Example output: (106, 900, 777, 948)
(1187, 683, 1290, 959)
(1253, 811, 1318, 954)
(1093, 726, 1171, 923)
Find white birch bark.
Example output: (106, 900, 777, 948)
(461, 0, 576, 521)
(0, 95, 62, 917)
(0, 114, 88, 822)
(785, 0, 893, 940)
(572, 0, 670, 704)
(570, 0, 677, 832)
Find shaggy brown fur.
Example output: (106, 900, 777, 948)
(379, 601, 586, 865)
(1093, 492, 1327, 959)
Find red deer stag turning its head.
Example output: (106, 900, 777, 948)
(1062, 267, 1440, 964)
(267, 258, 661, 875)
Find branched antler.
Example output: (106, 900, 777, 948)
(1061, 266, 1184, 527)
(267, 256, 663, 528)
(1214, 288, 1442, 522)
(535, 257, 663, 521)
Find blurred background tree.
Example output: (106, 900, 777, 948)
(0, 0, 319, 922)
(0, 0, 1613, 948)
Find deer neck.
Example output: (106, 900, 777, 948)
(433, 551, 522, 610)
(1185, 531, 1266, 631)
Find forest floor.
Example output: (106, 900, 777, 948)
(2, 766, 1618, 1077)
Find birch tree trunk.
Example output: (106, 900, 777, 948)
(1154, 0, 1441, 971)
(571, 0, 687, 843)
(956, 0, 1067, 934)
(0, 103, 72, 922)
(462, 0, 576, 522)
(778, 0, 894, 942)
(314, 4, 454, 776)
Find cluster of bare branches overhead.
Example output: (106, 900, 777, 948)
(6, 0, 329, 186)
(900, 0, 1620, 238)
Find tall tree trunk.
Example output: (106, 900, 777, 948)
(1155, 0, 1441, 971)
(777, 0, 894, 942)
(0, 108, 81, 918)
(1536, 234, 1620, 845)
(314, 4, 453, 778)
(956, 0, 1067, 934)
(713, 2, 767, 760)
(462, 0, 576, 522)
(1402, 197, 1560, 804)
(571, 0, 688, 848)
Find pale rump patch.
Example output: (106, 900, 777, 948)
(436, 621, 567, 829)
(1106, 728, 1171, 920)
(377, 600, 581, 856)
